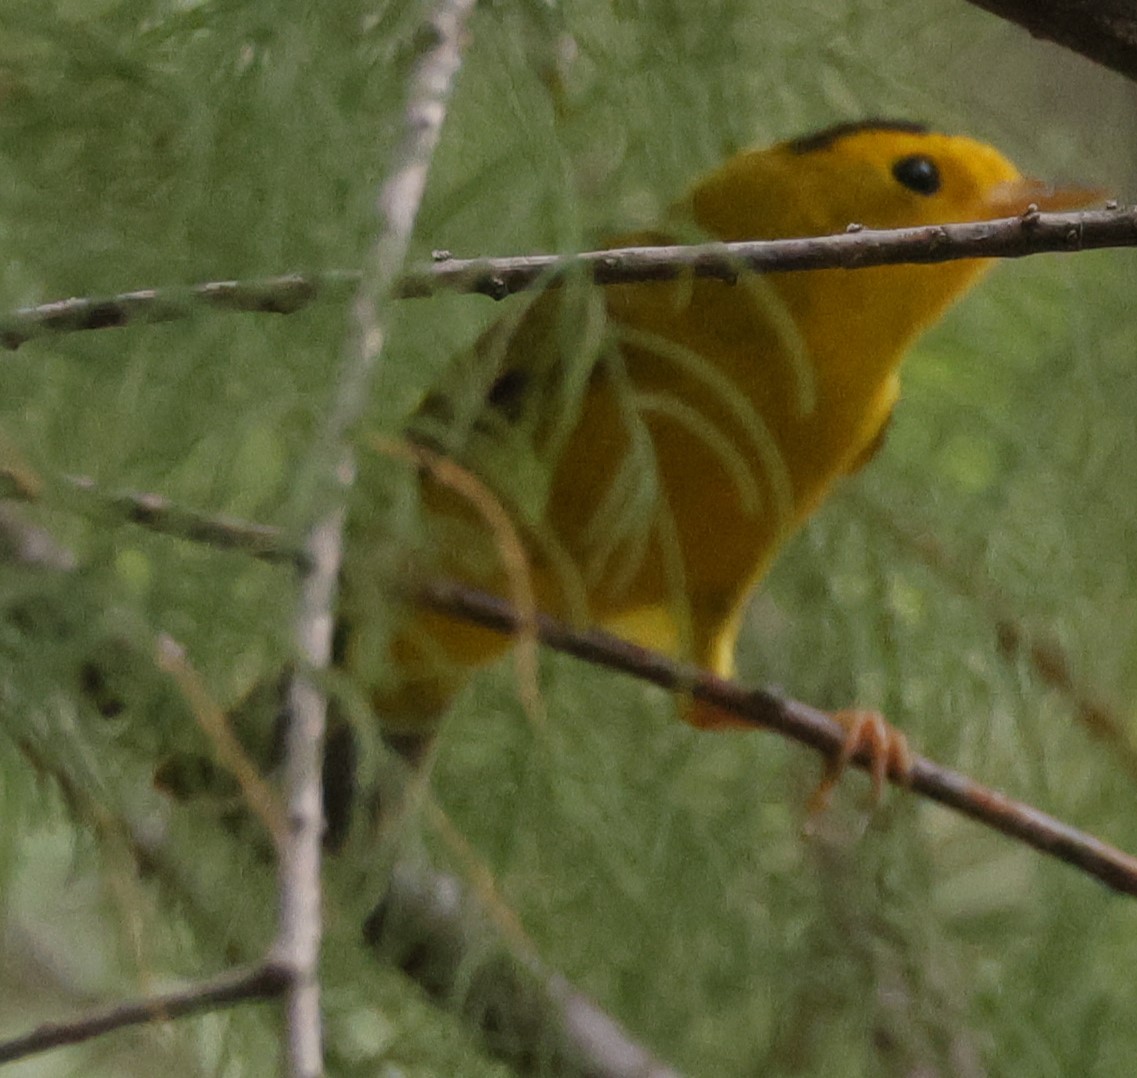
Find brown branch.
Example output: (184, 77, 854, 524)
(8, 464, 1137, 896)
(416, 579, 1137, 899)
(0, 273, 358, 350)
(0, 962, 289, 1066)
(396, 207, 1126, 297)
(965, 0, 1137, 83)
(272, 1, 477, 1074)
(0, 205, 1130, 349)
(56, 474, 299, 565)
(0, 468, 305, 563)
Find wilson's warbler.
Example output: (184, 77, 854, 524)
(344, 120, 1096, 784)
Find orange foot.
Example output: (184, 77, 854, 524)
(809, 708, 914, 815)
(681, 698, 913, 814)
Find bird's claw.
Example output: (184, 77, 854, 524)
(808, 708, 913, 816)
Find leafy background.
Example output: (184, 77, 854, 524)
(1, 0, 1136, 1075)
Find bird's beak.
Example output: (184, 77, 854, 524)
(984, 177, 1108, 217)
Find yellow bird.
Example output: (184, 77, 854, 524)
(342, 120, 1095, 786)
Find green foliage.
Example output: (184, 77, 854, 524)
(1, 1, 1137, 1076)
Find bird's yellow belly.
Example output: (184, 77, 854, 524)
(552, 276, 890, 615)
(367, 271, 906, 723)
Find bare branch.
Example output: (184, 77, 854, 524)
(271, 1, 477, 1074)
(416, 579, 1137, 898)
(58, 476, 299, 564)
(0, 962, 288, 1066)
(8, 463, 1137, 896)
(0, 205, 1131, 349)
(0, 467, 305, 564)
(396, 206, 1128, 298)
(965, 0, 1137, 83)
(0, 273, 357, 350)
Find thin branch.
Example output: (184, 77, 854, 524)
(965, 0, 1137, 83)
(0, 962, 288, 1066)
(416, 579, 1137, 898)
(4, 731, 290, 1065)
(396, 206, 1127, 297)
(277, 511, 337, 1078)
(0, 468, 305, 562)
(272, 1, 476, 1075)
(0, 205, 1132, 349)
(0, 273, 357, 350)
(9, 466, 1137, 895)
(14, 457, 1137, 800)
(54, 475, 299, 565)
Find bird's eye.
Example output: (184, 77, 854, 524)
(892, 155, 941, 195)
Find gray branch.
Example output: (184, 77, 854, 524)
(271, 1, 477, 1075)
(0, 205, 1130, 349)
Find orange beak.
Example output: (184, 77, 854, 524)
(984, 177, 1108, 217)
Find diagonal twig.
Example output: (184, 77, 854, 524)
(0, 962, 288, 1066)
(416, 579, 1137, 898)
(0, 468, 304, 562)
(7, 464, 1137, 896)
(0, 204, 1131, 349)
(155, 633, 288, 849)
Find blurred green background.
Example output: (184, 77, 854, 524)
(2, 0, 1137, 1075)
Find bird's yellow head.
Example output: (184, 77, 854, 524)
(778, 120, 1095, 233)
(681, 120, 1100, 380)
(689, 119, 1095, 241)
